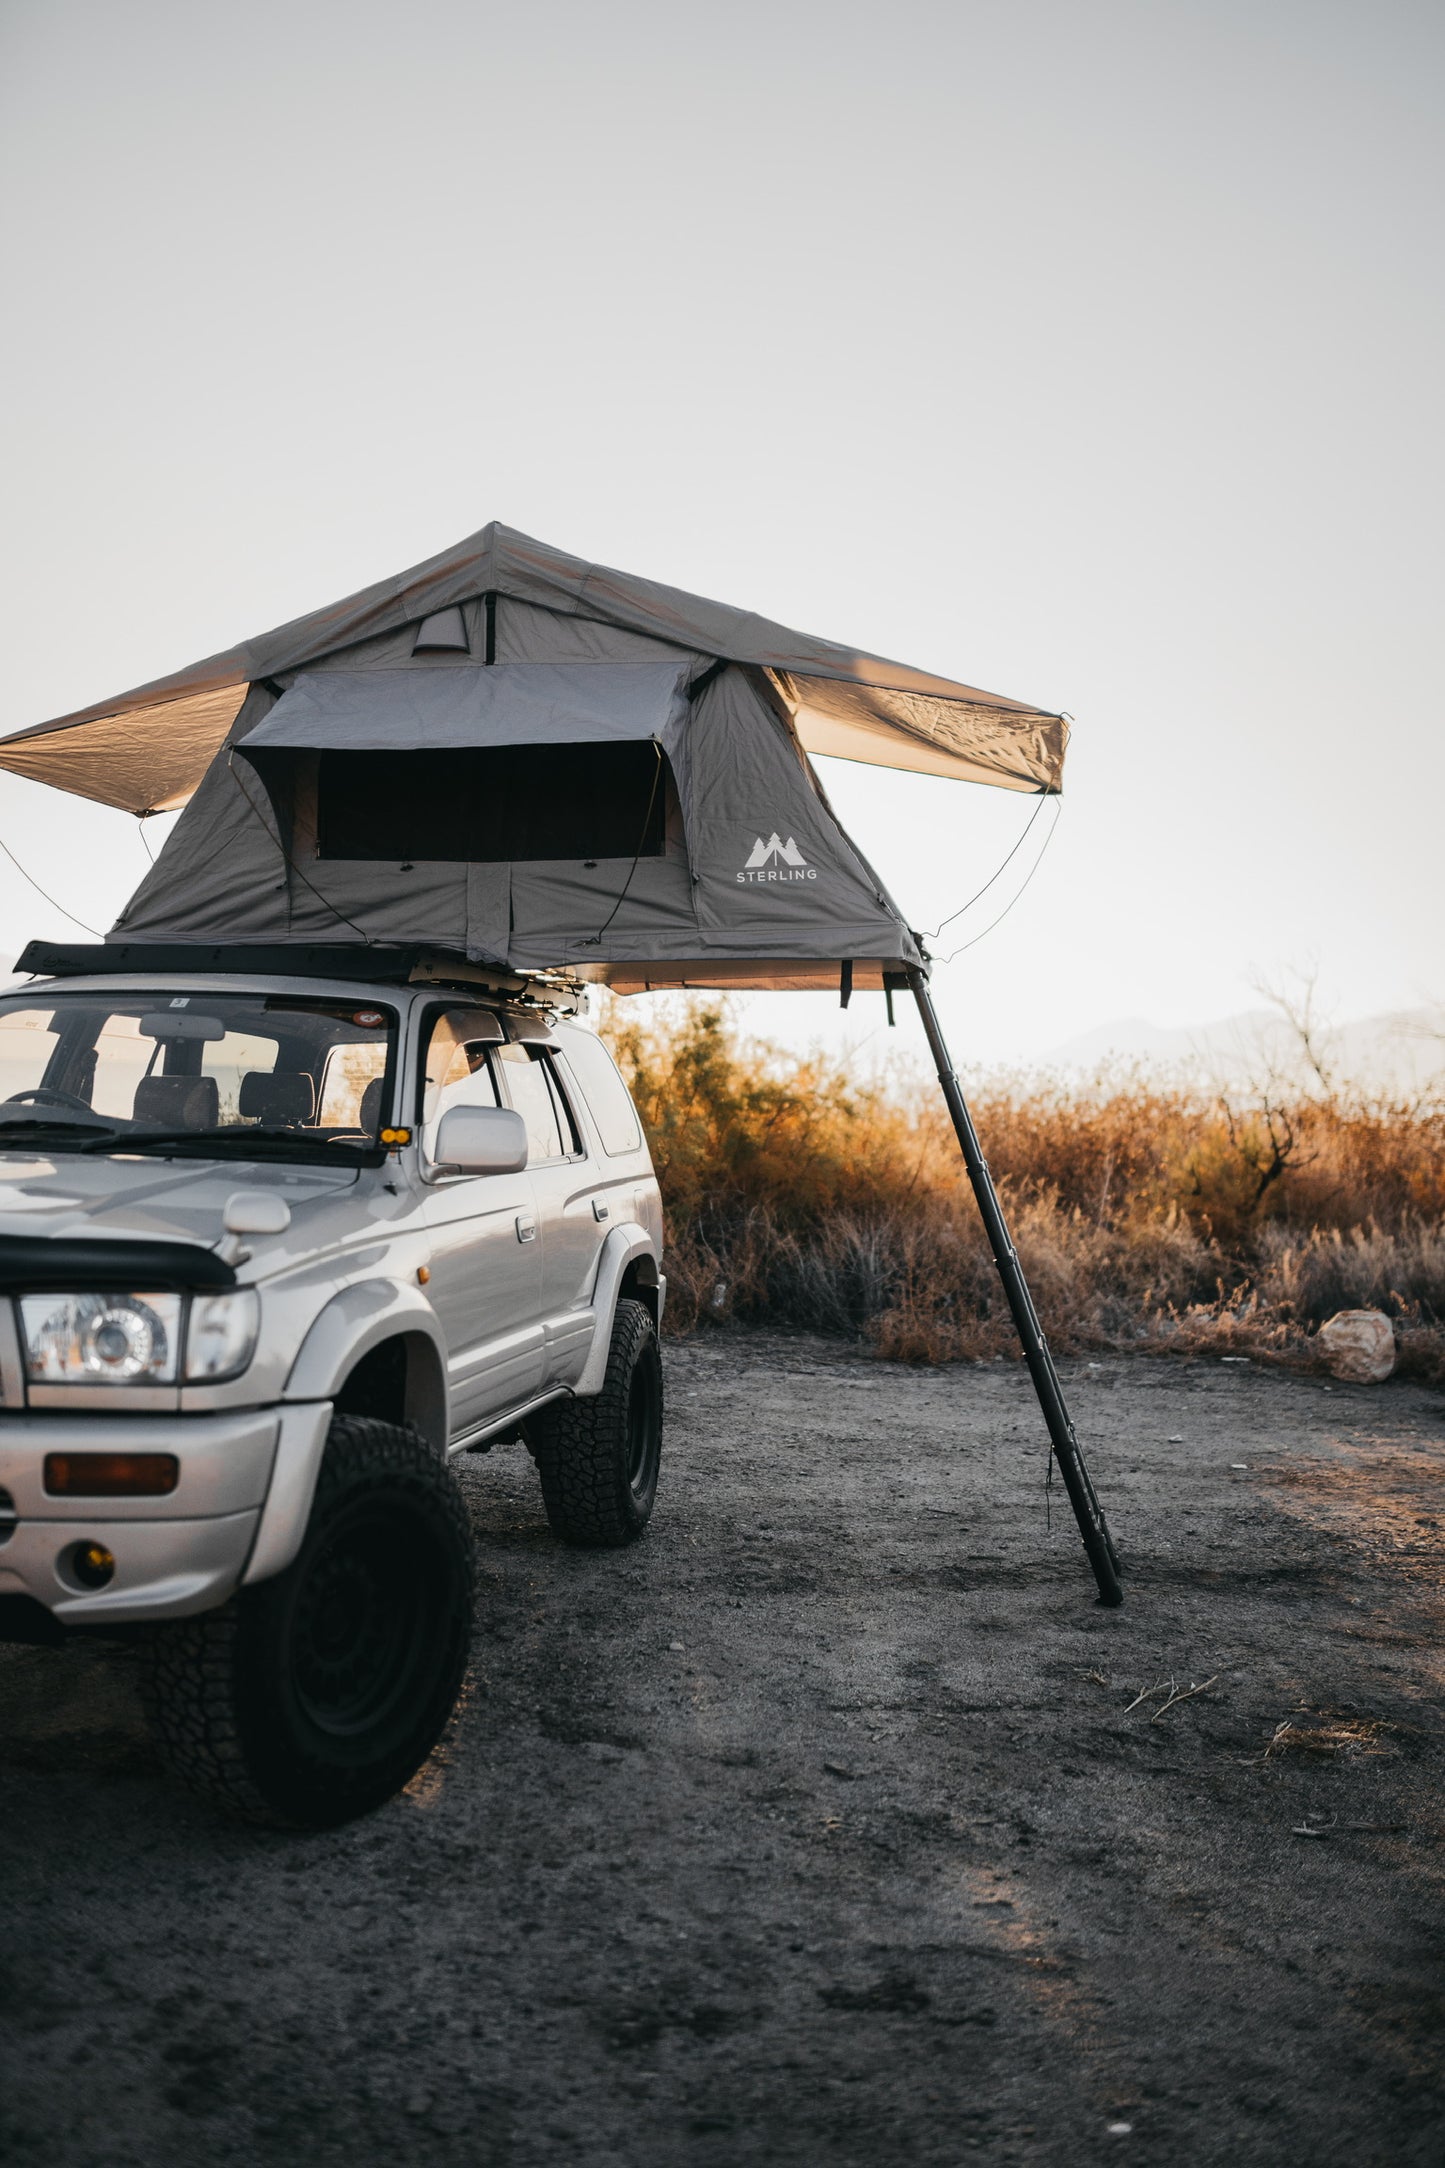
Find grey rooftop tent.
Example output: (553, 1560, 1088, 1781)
(0, 522, 1119, 1602)
(0, 522, 1065, 993)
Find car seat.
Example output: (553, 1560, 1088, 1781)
(238, 1072, 316, 1127)
(132, 1076, 220, 1130)
(358, 1076, 385, 1134)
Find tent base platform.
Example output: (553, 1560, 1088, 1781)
(18, 941, 916, 1000)
(17, 940, 544, 997)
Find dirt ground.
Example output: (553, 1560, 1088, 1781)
(3, 1334, 1444, 2168)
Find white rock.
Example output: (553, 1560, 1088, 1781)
(1315, 1309, 1396, 1384)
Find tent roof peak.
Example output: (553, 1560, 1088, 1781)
(0, 520, 1068, 813)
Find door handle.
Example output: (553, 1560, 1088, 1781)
(515, 1214, 537, 1244)
(592, 1198, 610, 1221)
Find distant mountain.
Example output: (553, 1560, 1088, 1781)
(1043, 1006, 1445, 1094)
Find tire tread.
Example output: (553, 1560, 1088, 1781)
(142, 1416, 472, 1828)
(532, 1299, 661, 1547)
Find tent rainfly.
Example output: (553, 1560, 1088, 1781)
(0, 522, 1120, 1603)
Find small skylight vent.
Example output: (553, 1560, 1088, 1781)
(411, 606, 470, 654)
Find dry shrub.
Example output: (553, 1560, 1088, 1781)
(601, 1001, 1445, 1374)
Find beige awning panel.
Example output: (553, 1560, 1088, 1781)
(0, 684, 246, 813)
(777, 673, 1068, 792)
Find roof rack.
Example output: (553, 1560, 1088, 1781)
(14, 940, 583, 1011)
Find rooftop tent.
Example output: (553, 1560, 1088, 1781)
(112, 643, 925, 987)
(0, 523, 1069, 991)
(0, 522, 1119, 1604)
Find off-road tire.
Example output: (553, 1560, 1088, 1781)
(141, 1416, 474, 1829)
(532, 1297, 662, 1546)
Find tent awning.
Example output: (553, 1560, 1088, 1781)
(0, 523, 1067, 812)
(240, 661, 692, 758)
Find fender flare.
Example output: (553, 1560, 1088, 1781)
(283, 1279, 449, 1448)
(245, 1282, 450, 1588)
(574, 1224, 661, 1397)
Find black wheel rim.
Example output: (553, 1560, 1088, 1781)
(626, 1350, 662, 1501)
(289, 1503, 441, 1740)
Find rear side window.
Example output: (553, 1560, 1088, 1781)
(560, 1031, 641, 1155)
(318, 1037, 390, 1128)
(496, 1044, 577, 1164)
(0, 1008, 63, 1106)
(198, 1031, 283, 1125)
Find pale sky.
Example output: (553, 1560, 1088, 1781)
(1, 0, 1440, 1071)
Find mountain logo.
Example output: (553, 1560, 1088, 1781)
(737, 832, 818, 884)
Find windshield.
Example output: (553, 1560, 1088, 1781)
(0, 992, 397, 1162)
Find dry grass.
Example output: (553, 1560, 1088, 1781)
(602, 1001, 1445, 1378)
(1259, 1717, 1396, 1761)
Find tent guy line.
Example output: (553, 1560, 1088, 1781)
(936, 799, 1064, 965)
(0, 826, 101, 937)
(0, 519, 1120, 1604)
(920, 788, 1054, 942)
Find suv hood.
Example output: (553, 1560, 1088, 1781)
(0, 1150, 358, 1261)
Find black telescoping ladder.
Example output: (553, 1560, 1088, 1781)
(906, 966, 1123, 1606)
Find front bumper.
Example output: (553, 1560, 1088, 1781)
(0, 1406, 315, 1627)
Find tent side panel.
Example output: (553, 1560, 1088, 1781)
(684, 670, 917, 961)
(110, 688, 290, 940)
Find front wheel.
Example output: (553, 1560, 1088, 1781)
(531, 1297, 663, 1546)
(142, 1416, 474, 1828)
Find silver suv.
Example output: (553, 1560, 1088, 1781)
(0, 966, 664, 1826)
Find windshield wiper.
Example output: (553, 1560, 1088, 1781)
(115, 1126, 375, 1157)
(0, 1118, 124, 1148)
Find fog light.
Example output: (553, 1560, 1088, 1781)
(70, 1542, 115, 1590)
(45, 1453, 179, 1498)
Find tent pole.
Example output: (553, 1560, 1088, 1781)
(906, 966, 1123, 1607)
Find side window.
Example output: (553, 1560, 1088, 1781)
(495, 1044, 575, 1164)
(420, 1007, 503, 1124)
(0, 1010, 60, 1106)
(559, 1029, 642, 1154)
(88, 1014, 153, 1120)
(318, 1039, 389, 1128)
(196, 1033, 281, 1125)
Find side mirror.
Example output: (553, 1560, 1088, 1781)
(218, 1189, 291, 1265)
(223, 1191, 291, 1238)
(432, 1104, 529, 1176)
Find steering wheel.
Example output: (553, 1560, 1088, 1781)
(3, 1087, 97, 1114)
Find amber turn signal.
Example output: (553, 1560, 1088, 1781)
(380, 1127, 412, 1147)
(44, 1453, 180, 1498)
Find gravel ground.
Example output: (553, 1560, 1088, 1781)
(3, 1334, 1444, 2167)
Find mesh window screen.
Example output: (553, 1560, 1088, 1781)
(315, 742, 668, 862)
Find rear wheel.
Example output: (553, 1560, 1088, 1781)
(142, 1416, 474, 1828)
(532, 1297, 662, 1546)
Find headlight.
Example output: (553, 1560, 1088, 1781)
(18, 1287, 261, 1386)
(21, 1292, 182, 1384)
(184, 1289, 261, 1381)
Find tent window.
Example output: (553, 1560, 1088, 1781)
(314, 743, 669, 863)
(412, 606, 470, 654)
